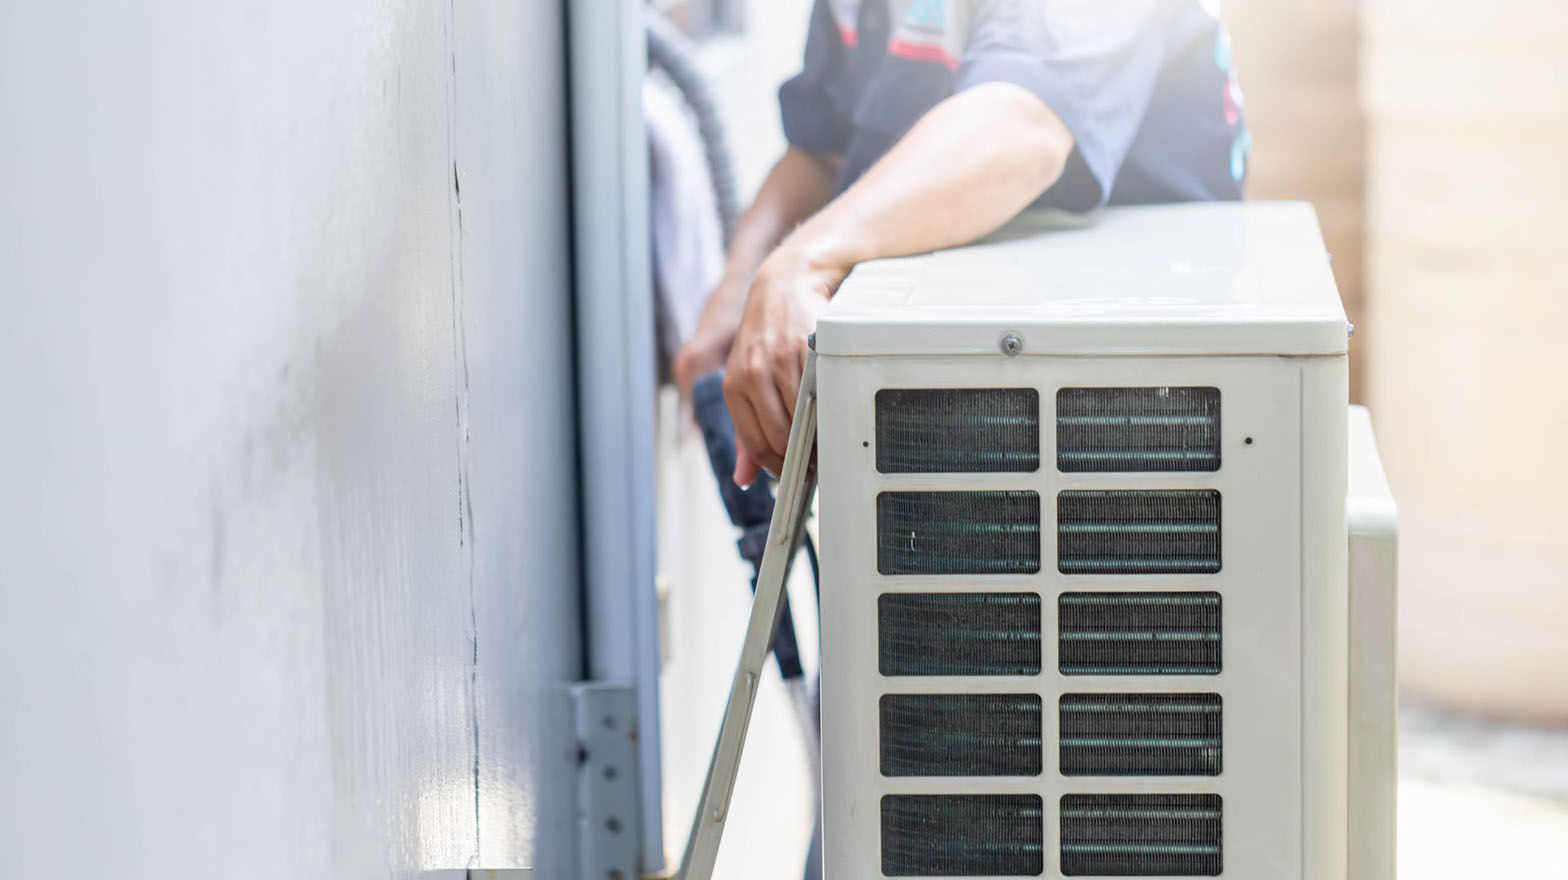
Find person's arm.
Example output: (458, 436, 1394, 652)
(672, 146, 840, 395)
(724, 81, 1074, 482)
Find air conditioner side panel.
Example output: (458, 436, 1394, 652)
(1301, 357, 1351, 880)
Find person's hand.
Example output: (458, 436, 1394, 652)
(673, 276, 748, 399)
(723, 248, 843, 485)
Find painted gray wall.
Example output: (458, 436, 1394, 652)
(0, 1, 580, 875)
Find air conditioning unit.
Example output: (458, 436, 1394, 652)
(805, 202, 1398, 879)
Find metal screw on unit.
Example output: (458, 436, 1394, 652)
(1000, 333, 1023, 356)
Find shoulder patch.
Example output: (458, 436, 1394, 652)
(886, 0, 965, 69)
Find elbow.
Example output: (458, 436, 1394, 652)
(1020, 99, 1074, 195)
(971, 81, 1074, 196)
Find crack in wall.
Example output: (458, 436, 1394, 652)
(442, 0, 482, 864)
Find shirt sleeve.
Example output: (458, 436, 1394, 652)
(956, 0, 1168, 212)
(778, 0, 854, 159)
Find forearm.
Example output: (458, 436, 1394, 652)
(718, 145, 839, 295)
(673, 145, 838, 392)
(772, 82, 1073, 286)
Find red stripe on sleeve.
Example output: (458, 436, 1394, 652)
(886, 37, 957, 70)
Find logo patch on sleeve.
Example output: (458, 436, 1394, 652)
(887, 0, 964, 70)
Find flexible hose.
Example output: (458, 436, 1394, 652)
(645, 12, 741, 249)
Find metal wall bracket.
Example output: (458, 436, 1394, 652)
(573, 682, 642, 880)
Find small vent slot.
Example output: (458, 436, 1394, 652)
(1060, 794, 1222, 876)
(877, 388, 1040, 473)
(879, 491, 1041, 575)
(882, 794, 1044, 877)
(880, 593, 1042, 676)
(1057, 387, 1220, 473)
(881, 694, 1043, 777)
(1057, 490, 1220, 574)
(1059, 694, 1222, 776)
(1059, 592, 1221, 675)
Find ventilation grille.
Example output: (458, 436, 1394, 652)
(1058, 592, 1221, 675)
(882, 794, 1044, 877)
(1057, 490, 1220, 574)
(877, 388, 1040, 473)
(881, 694, 1043, 777)
(878, 491, 1041, 575)
(1059, 693, 1222, 776)
(879, 593, 1042, 676)
(1057, 387, 1220, 472)
(1060, 794, 1222, 876)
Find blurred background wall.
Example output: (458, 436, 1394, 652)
(1360, 0, 1568, 722)
(0, 2, 584, 875)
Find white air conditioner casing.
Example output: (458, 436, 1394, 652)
(813, 202, 1394, 879)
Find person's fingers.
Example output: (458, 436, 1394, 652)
(734, 443, 761, 488)
(672, 347, 698, 398)
(748, 377, 791, 477)
(673, 334, 726, 400)
(755, 350, 796, 465)
(732, 349, 790, 469)
(762, 354, 804, 465)
(775, 339, 806, 422)
(723, 370, 777, 482)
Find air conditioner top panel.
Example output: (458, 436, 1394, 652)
(815, 201, 1349, 357)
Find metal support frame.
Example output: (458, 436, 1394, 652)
(667, 350, 819, 880)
